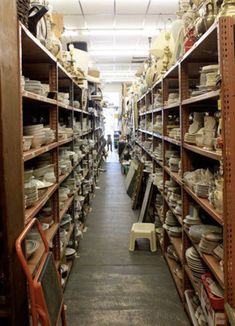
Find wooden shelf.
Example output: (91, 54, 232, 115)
(166, 231, 183, 262)
(164, 136, 181, 146)
(59, 196, 74, 222)
(152, 132, 163, 140)
(164, 101, 180, 110)
(184, 265, 201, 295)
(62, 260, 74, 290)
(25, 184, 58, 223)
(22, 91, 57, 105)
(165, 254, 184, 301)
(184, 227, 224, 288)
(60, 224, 75, 259)
(184, 186, 223, 225)
(152, 156, 163, 168)
(203, 253, 224, 289)
(139, 111, 152, 116)
(57, 101, 74, 111)
(182, 89, 220, 106)
(58, 137, 74, 146)
(164, 166, 182, 185)
(152, 107, 163, 113)
(183, 143, 222, 161)
(23, 142, 58, 162)
(28, 222, 59, 274)
(82, 129, 93, 136)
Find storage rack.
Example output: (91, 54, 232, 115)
(0, 21, 105, 324)
(134, 17, 235, 322)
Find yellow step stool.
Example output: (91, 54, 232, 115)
(129, 223, 157, 252)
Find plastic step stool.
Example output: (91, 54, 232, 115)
(129, 223, 157, 252)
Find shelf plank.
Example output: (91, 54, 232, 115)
(57, 101, 74, 111)
(182, 90, 220, 106)
(60, 224, 75, 259)
(203, 253, 224, 289)
(164, 166, 182, 185)
(58, 137, 74, 146)
(164, 101, 180, 110)
(59, 196, 74, 222)
(22, 91, 57, 105)
(152, 156, 164, 168)
(152, 107, 163, 113)
(25, 184, 58, 223)
(183, 143, 222, 161)
(184, 265, 201, 294)
(152, 132, 163, 140)
(184, 186, 223, 225)
(23, 142, 58, 162)
(62, 260, 74, 290)
(165, 254, 184, 301)
(28, 222, 59, 274)
(184, 227, 224, 288)
(164, 136, 181, 146)
(82, 129, 93, 136)
(139, 111, 152, 116)
(166, 231, 183, 262)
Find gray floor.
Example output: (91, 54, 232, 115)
(65, 153, 190, 326)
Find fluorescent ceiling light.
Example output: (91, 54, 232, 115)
(82, 29, 160, 37)
(101, 71, 135, 76)
(62, 28, 161, 37)
(90, 49, 148, 57)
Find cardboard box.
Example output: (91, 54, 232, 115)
(201, 284, 225, 326)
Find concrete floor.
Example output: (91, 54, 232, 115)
(65, 152, 190, 326)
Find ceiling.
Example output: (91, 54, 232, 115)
(49, 0, 179, 82)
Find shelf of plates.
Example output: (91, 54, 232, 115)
(134, 17, 235, 324)
(17, 22, 105, 309)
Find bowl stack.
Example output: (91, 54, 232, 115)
(199, 231, 223, 255)
(189, 224, 222, 244)
(24, 124, 45, 149)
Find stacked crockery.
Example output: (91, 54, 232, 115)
(186, 247, 208, 283)
(184, 112, 204, 144)
(58, 92, 70, 105)
(199, 231, 223, 254)
(24, 78, 44, 95)
(189, 224, 222, 244)
(24, 171, 39, 208)
(24, 124, 46, 149)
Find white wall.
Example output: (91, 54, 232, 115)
(102, 82, 122, 112)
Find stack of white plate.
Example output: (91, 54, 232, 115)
(24, 79, 44, 95)
(194, 183, 210, 198)
(24, 124, 46, 149)
(199, 231, 223, 255)
(184, 133, 197, 144)
(24, 182, 39, 207)
(186, 247, 208, 282)
(58, 92, 70, 105)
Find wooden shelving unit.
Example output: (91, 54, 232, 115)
(134, 17, 235, 324)
(0, 17, 105, 324)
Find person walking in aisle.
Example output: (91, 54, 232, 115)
(107, 134, 112, 151)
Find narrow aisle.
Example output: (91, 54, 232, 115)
(65, 159, 189, 326)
